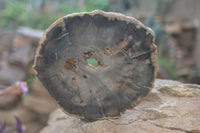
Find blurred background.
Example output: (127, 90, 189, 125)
(0, 0, 199, 133)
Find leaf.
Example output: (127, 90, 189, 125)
(87, 58, 98, 68)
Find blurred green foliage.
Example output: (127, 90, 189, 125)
(85, 0, 109, 11)
(58, 0, 109, 13)
(144, 15, 164, 44)
(0, 0, 109, 30)
(156, 0, 172, 15)
(144, 0, 178, 80)
(158, 56, 178, 79)
(0, 1, 26, 28)
(0, 0, 60, 29)
(26, 75, 36, 92)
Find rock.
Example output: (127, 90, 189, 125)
(159, 86, 197, 97)
(165, 22, 182, 35)
(157, 66, 170, 79)
(16, 27, 43, 43)
(8, 27, 42, 67)
(39, 79, 200, 133)
(24, 94, 57, 115)
(189, 76, 200, 85)
(0, 31, 14, 54)
(0, 31, 15, 68)
(23, 79, 58, 116)
(0, 105, 46, 133)
(8, 43, 35, 67)
(24, 121, 45, 133)
(0, 94, 21, 109)
(30, 79, 53, 99)
(0, 63, 26, 85)
(0, 106, 37, 126)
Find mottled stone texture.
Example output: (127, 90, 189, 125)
(40, 79, 200, 133)
(34, 10, 157, 120)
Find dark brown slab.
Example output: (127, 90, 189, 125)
(33, 10, 158, 120)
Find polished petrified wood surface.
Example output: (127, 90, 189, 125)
(33, 10, 157, 120)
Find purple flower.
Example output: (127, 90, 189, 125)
(0, 81, 28, 96)
(15, 116, 26, 133)
(20, 82, 28, 96)
(0, 120, 6, 133)
(0, 117, 25, 133)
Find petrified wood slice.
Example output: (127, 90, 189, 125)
(33, 10, 158, 120)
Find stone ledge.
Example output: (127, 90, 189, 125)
(39, 79, 200, 133)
